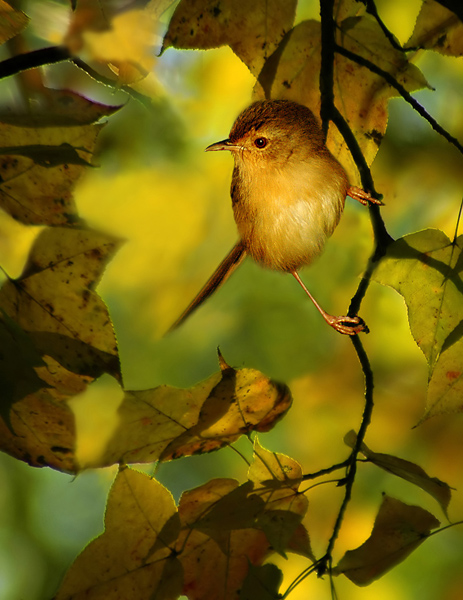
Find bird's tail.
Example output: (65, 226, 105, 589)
(167, 241, 247, 333)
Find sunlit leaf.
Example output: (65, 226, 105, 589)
(96, 356, 292, 467)
(0, 226, 121, 381)
(344, 431, 452, 516)
(254, 11, 428, 184)
(408, 0, 463, 56)
(56, 467, 183, 599)
(0, 0, 29, 45)
(66, 0, 172, 85)
(334, 495, 440, 586)
(162, 0, 297, 77)
(373, 229, 463, 420)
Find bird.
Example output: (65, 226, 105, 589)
(169, 99, 381, 335)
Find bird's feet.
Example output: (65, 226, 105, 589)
(325, 314, 369, 336)
(347, 186, 384, 206)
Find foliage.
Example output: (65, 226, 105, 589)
(0, 0, 463, 598)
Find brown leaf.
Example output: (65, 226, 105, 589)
(162, 0, 297, 77)
(176, 479, 273, 600)
(0, 0, 29, 45)
(176, 443, 310, 598)
(97, 360, 292, 467)
(345, 430, 452, 516)
(0, 89, 121, 127)
(334, 494, 440, 586)
(56, 467, 183, 599)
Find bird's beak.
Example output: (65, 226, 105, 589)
(205, 139, 240, 152)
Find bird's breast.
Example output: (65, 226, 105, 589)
(232, 157, 347, 272)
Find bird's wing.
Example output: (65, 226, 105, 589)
(167, 240, 247, 333)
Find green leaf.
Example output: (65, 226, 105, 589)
(372, 229, 463, 420)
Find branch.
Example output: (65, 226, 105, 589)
(335, 44, 463, 156)
(319, 0, 336, 138)
(316, 335, 375, 577)
(0, 46, 71, 80)
(361, 0, 408, 52)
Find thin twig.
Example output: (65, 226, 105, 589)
(335, 44, 463, 156)
(316, 336, 374, 577)
(362, 0, 408, 52)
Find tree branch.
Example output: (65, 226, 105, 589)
(0, 45, 71, 80)
(317, 335, 374, 577)
(335, 44, 463, 156)
(319, 0, 336, 139)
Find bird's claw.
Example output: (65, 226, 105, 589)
(347, 186, 384, 206)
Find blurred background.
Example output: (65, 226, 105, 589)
(1, 0, 463, 598)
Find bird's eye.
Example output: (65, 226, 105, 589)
(254, 137, 267, 148)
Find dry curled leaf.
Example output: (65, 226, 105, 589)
(344, 431, 452, 516)
(334, 495, 440, 586)
(95, 356, 292, 468)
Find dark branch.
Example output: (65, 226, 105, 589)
(361, 0, 407, 52)
(317, 336, 374, 578)
(319, 0, 336, 138)
(0, 46, 71, 80)
(335, 44, 463, 156)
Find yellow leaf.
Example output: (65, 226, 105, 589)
(408, 0, 463, 56)
(0, 121, 99, 225)
(66, 0, 171, 86)
(0, 226, 121, 471)
(254, 13, 427, 184)
(56, 467, 183, 599)
(163, 0, 297, 76)
(97, 358, 292, 467)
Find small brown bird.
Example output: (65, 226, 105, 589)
(171, 99, 381, 335)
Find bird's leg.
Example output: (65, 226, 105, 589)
(291, 271, 369, 335)
(347, 186, 384, 206)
